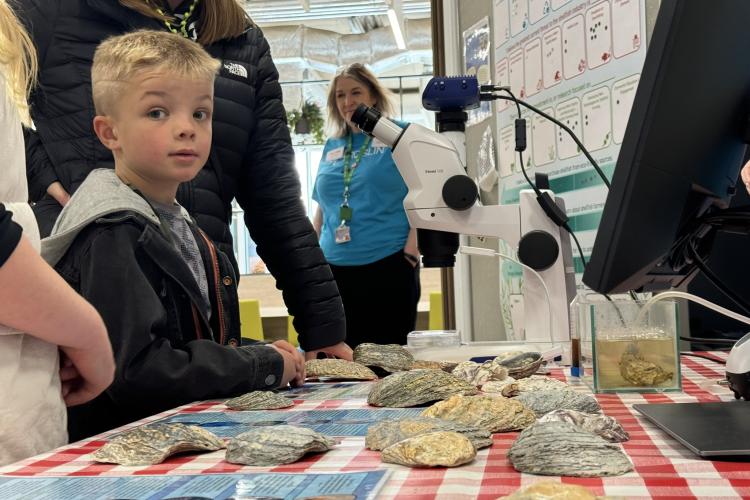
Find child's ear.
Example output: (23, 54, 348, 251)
(93, 115, 119, 151)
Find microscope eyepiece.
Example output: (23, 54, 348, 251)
(351, 104, 381, 134)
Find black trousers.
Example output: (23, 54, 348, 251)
(330, 250, 421, 348)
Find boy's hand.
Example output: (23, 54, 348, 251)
(304, 341, 353, 361)
(59, 342, 115, 407)
(271, 340, 305, 387)
(47, 181, 71, 207)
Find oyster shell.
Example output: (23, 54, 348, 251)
(225, 390, 294, 410)
(483, 375, 569, 397)
(366, 417, 492, 451)
(508, 421, 633, 477)
(421, 394, 535, 432)
(539, 409, 629, 442)
(92, 423, 224, 466)
(225, 425, 335, 466)
(451, 360, 509, 386)
(619, 350, 673, 386)
(353, 343, 414, 374)
(367, 369, 479, 407)
(411, 360, 458, 372)
(515, 390, 601, 417)
(305, 358, 377, 381)
(500, 481, 602, 499)
(493, 352, 544, 379)
(381, 431, 476, 467)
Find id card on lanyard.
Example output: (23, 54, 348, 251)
(335, 133, 371, 244)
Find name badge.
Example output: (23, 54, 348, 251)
(326, 147, 344, 161)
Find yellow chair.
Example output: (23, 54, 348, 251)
(428, 292, 444, 330)
(287, 316, 299, 347)
(239, 299, 264, 341)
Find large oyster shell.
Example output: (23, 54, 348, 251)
(305, 358, 377, 380)
(451, 360, 509, 386)
(493, 351, 544, 379)
(381, 431, 476, 467)
(225, 390, 294, 410)
(539, 409, 629, 442)
(367, 369, 479, 407)
(225, 425, 335, 466)
(483, 375, 569, 397)
(421, 394, 535, 433)
(619, 350, 673, 386)
(353, 343, 414, 374)
(411, 360, 458, 372)
(508, 421, 633, 477)
(366, 417, 492, 451)
(515, 390, 601, 417)
(500, 481, 603, 499)
(92, 423, 224, 466)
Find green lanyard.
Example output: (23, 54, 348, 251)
(152, 0, 199, 39)
(340, 133, 371, 222)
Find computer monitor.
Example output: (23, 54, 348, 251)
(582, 0, 750, 294)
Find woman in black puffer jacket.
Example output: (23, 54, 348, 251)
(17, 0, 351, 359)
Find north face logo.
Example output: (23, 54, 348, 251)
(223, 62, 247, 79)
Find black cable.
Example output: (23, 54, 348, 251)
(680, 352, 727, 365)
(688, 243, 750, 316)
(680, 336, 737, 345)
(491, 92, 610, 188)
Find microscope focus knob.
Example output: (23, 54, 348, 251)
(518, 230, 559, 271)
(442, 175, 478, 211)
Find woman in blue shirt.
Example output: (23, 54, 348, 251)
(313, 63, 420, 348)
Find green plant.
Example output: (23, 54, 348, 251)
(287, 100, 325, 144)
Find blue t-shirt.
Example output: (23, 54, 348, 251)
(313, 128, 410, 266)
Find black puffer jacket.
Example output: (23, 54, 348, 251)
(18, 0, 345, 351)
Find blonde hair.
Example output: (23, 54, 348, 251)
(0, 0, 37, 126)
(326, 63, 394, 138)
(119, 0, 251, 46)
(92, 30, 221, 115)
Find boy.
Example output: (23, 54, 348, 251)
(42, 30, 304, 442)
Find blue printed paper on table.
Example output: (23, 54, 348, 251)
(281, 382, 374, 401)
(0, 471, 388, 500)
(156, 408, 423, 437)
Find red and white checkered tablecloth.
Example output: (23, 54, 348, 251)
(2, 352, 747, 499)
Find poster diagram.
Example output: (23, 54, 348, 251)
(464, 17, 492, 124)
(532, 109, 557, 167)
(562, 15, 586, 80)
(542, 27, 563, 89)
(581, 86, 612, 151)
(612, 74, 640, 144)
(492, 0, 648, 337)
(612, 0, 642, 58)
(585, 1, 612, 70)
(524, 38, 543, 98)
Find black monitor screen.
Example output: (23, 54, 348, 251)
(583, 0, 750, 294)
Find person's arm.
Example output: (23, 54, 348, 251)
(24, 128, 67, 204)
(313, 206, 323, 238)
(235, 29, 347, 355)
(16, 1, 65, 202)
(0, 213, 114, 407)
(77, 225, 288, 409)
(403, 228, 419, 267)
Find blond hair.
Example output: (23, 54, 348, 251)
(0, 0, 37, 126)
(92, 30, 220, 115)
(326, 63, 394, 138)
(120, 0, 251, 46)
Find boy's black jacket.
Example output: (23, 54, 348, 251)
(55, 209, 283, 442)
